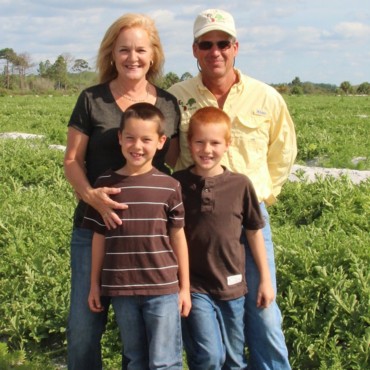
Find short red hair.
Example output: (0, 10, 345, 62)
(188, 107, 231, 144)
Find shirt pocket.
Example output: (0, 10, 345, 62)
(230, 114, 270, 169)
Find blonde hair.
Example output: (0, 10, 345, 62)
(97, 13, 164, 84)
(188, 107, 232, 144)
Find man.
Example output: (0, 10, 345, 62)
(168, 8, 297, 370)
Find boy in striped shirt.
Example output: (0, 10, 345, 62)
(83, 102, 190, 369)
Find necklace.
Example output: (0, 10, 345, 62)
(118, 85, 149, 103)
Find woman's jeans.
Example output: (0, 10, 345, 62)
(112, 294, 182, 370)
(67, 227, 110, 370)
(243, 203, 291, 370)
(182, 293, 247, 370)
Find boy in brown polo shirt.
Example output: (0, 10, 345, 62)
(173, 107, 274, 370)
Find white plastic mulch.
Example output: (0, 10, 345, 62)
(1, 132, 369, 184)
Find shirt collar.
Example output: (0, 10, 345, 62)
(196, 69, 244, 93)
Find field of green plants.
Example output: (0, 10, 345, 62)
(0, 94, 369, 369)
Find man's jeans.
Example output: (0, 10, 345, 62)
(182, 293, 247, 370)
(67, 227, 110, 370)
(112, 294, 182, 369)
(243, 203, 291, 370)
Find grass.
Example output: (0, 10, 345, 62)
(0, 94, 369, 369)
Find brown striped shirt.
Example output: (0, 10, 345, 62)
(82, 168, 185, 297)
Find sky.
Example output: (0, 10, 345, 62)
(1, 0, 370, 86)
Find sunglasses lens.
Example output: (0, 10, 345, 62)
(197, 40, 232, 50)
(198, 41, 213, 50)
(217, 40, 231, 50)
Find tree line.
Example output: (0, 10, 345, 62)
(0, 48, 92, 93)
(1, 48, 369, 95)
(277, 76, 370, 96)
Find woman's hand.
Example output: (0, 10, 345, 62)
(85, 186, 128, 230)
(64, 127, 128, 229)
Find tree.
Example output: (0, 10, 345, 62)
(0, 48, 17, 88)
(160, 72, 180, 90)
(356, 82, 370, 95)
(291, 76, 302, 86)
(72, 59, 90, 89)
(38, 60, 52, 78)
(72, 59, 89, 73)
(13, 52, 32, 89)
(180, 72, 193, 81)
(50, 55, 68, 89)
(62, 52, 75, 72)
(291, 85, 304, 95)
(340, 81, 352, 95)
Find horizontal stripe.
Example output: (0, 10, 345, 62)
(106, 250, 173, 255)
(152, 173, 168, 177)
(103, 265, 178, 272)
(120, 186, 175, 192)
(102, 280, 179, 288)
(106, 234, 168, 239)
(124, 201, 169, 206)
(119, 218, 167, 222)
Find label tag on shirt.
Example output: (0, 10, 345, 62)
(254, 109, 267, 116)
(227, 274, 242, 286)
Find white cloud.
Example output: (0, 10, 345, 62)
(1, 0, 369, 85)
(335, 22, 370, 39)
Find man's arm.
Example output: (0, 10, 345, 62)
(268, 99, 297, 202)
(246, 229, 275, 308)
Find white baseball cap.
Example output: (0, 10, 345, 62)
(193, 9, 237, 39)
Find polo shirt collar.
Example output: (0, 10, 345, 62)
(196, 69, 244, 93)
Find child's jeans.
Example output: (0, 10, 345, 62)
(112, 294, 182, 370)
(182, 293, 247, 370)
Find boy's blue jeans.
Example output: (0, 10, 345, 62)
(243, 203, 291, 370)
(182, 293, 247, 370)
(112, 294, 182, 369)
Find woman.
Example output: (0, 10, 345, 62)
(64, 13, 180, 370)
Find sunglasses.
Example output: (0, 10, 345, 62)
(196, 40, 233, 51)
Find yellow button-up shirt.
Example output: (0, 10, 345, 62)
(168, 70, 297, 206)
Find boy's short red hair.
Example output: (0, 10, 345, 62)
(188, 107, 231, 144)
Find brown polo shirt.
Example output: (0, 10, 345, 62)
(173, 166, 265, 300)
